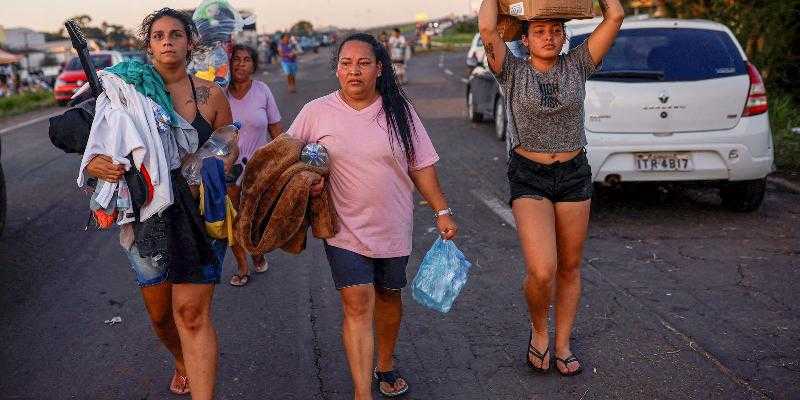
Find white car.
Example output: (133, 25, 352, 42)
(571, 18, 773, 211)
(466, 33, 485, 69)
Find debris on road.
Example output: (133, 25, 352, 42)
(104, 316, 122, 325)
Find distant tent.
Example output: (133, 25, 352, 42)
(0, 48, 22, 65)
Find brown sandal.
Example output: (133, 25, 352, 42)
(169, 370, 190, 395)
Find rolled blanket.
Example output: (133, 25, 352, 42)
(236, 134, 338, 254)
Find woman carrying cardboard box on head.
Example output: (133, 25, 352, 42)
(478, 0, 624, 376)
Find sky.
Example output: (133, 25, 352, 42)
(3, 0, 483, 34)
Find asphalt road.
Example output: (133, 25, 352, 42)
(1, 48, 798, 400)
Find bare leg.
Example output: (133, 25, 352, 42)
(172, 284, 218, 400)
(374, 287, 407, 393)
(141, 283, 186, 375)
(340, 285, 375, 400)
(288, 75, 296, 93)
(227, 186, 250, 283)
(512, 197, 557, 369)
(553, 200, 591, 374)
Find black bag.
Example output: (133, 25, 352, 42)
(48, 96, 95, 154)
(123, 154, 150, 221)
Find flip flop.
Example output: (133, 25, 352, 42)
(169, 369, 190, 395)
(554, 354, 584, 377)
(373, 369, 409, 397)
(254, 257, 269, 273)
(229, 274, 250, 287)
(526, 329, 550, 374)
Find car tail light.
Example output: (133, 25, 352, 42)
(742, 62, 768, 116)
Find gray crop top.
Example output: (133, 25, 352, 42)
(495, 41, 598, 153)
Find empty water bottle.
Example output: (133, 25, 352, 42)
(300, 143, 330, 168)
(182, 121, 241, 185)
(411, 237, 472, 313)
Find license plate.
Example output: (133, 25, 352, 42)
(634, 152, 693, 172)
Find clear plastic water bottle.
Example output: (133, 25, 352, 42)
(300, 143, 330, 168)
(182, 121, 241, 185)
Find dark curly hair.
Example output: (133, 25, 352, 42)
(331, 33, 417, 164)
(139, 8, 198, 62)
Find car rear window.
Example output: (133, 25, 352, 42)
(65, 55, 114, 71)
(570, 28, 746, 82)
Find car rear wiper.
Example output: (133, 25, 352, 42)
(591, 70, 665, 80)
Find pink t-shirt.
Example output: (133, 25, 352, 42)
(227, 80, 282, 164)
(287, 91, 439, 258)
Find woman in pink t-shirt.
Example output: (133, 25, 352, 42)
(288, 33, 458, 398)
(226, 45, 283, 286)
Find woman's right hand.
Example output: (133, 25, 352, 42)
(86, 155, 125, 182)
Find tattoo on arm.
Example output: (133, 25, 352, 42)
(195, 86, 211, 105)
(485, 42, 496, 62)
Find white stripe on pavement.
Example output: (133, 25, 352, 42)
(461, 78, 469, 84)
(0, 110, 62, 135)
(470, 189, 516, 228)
(444, 69, 454, 76)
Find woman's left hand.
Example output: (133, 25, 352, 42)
(436, 215, 458, 240)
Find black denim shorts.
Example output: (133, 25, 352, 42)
(323, 243, 409, 290)
(507, 150, 593, 205)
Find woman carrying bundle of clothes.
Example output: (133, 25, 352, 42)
(79, 8, 237, 398)
(225, 44, 283, 287)
(287, 33, 458, 399)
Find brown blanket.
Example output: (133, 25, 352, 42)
(235, 134, 338, 255)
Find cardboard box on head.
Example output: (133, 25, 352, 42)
(496, 0, 594, 42)
(498, 0, 594, 20)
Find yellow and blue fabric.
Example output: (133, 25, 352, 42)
(198, 157, 237, 246)
(105, 60, 178, 125)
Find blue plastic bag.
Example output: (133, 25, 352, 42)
(411, 238, 472, 313)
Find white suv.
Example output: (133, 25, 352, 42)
(570, 18, 774, 211)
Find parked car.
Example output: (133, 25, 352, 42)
(54, 51, 123, 106)
(466, 18, 774, 212)
(466, 33, 485, 69)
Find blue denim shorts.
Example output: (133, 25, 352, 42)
(281, 61, 298, 76)
(323, 243, 409, 291)
(126, 239, 227, 287)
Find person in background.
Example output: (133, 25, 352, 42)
(278, 33, 298, 93)
(226, 44, 283, 286)
(287, 33, 458, 399)
(388, 28, 408, 84)
(378, 31, 390, 50)
(478, 0, 623, 377)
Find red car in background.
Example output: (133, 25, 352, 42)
(54, 51, 123, 106)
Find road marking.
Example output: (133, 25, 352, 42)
(470, 189, 516, 228)
(444, 69, 454, 76)
(460, 78, 469, 84)
(0, 110, 62, 135)
(438, 54, 444, 68)
(473, 187, 769, 397)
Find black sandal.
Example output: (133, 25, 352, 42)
(373, 369, 409, 397)
(554, 354, 583, 377)
(526, 329, 550, 374)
